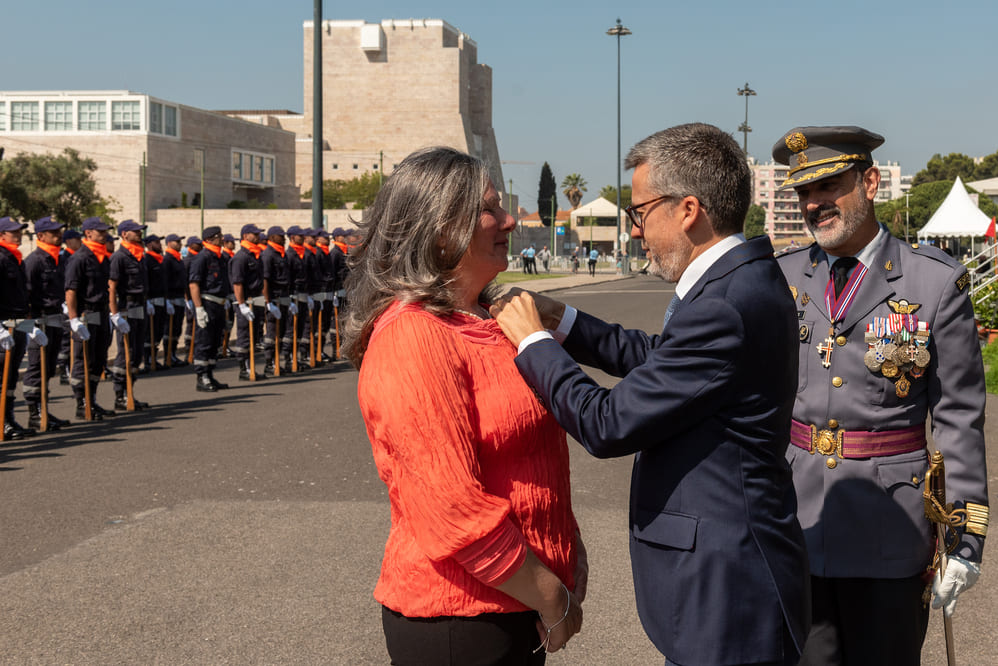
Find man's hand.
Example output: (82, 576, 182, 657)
(70, 318, 91, 341)
(490, 291, 547, 348)
(166, 301, 175, 316)
(195, 307, 208, 329)
(238, 303, 254, 321)
(267, 302, 282, 320)
(0, 328, 14, 351)
(498, 288, 566, 330)
(110, 313, 131, 334)
(932, 555, 981, 617)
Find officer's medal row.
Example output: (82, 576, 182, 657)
(863, 314, 930, 398)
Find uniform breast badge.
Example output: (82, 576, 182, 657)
(865, 311, 931, 397)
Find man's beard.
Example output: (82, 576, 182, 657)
(806, 197, 871, 252)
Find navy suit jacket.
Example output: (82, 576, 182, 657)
(516, 236, 810, 664)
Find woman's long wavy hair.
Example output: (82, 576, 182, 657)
(342, 147, 501, 368)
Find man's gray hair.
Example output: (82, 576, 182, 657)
(341, 146, 496, 367)
(625, 123, 751, 236)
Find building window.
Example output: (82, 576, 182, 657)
(332, 163, 338, 170)
(44, 101, 72, 130)
(111, 100, 141, 130)
(353, 164, 358, 170)
(264, 157, 274, 184)
(11, 101, 39, 131)
(78, 101, 106, 130)
(373, 164, 378, 170)
(231, 149, 276, 186)
(164, 106, 177, 136)
(150, 102, 163, 133)
(232, 152, 242, 179)
(0, 102, 5, 131)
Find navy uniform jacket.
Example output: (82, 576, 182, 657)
(0, 246, 30, 320)
(108, 246, 148, 309)
(64, 245, 110, 312)
(229, 246, 263, 298)
(144, 253, 166, 300)
(24, 247, 64, 317)
(778, 232, 988, 578)
(163, 250, 186, 300)
(516, 237, 810, 664)
(261, 244, 290, 298)
(188, 247, 229, 298)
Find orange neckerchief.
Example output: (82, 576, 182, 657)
(82, 239, 109, 263)
(318, 244, 330, 255)
(36, 240, 61, 266)
(202, 242, 222, 258)
(267, 241, 286, 257)
(0, 240, 23, 264)
(63, 246, 76, 255)
(241, 239, 262, 259)
(333, 241, 349, 254)
(222, 247, 235, 257)
(165, 247, 182, 262)
(288, 242, 306, 259)
(146, 249, 164, 264)
(305, 243, 317, 255)
(121, 239, 145, 262)
(187, 247, 199, 256)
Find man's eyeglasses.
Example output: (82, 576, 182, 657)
(624, 194, 676, 232)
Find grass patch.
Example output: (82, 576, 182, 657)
(983, 338, 998, 394)
(494, 271, 567, 285)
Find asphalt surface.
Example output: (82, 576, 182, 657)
(1, 272, 995, 664)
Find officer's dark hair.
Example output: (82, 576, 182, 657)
(625, 123, 751, 237)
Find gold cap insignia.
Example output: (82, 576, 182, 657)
(796, 153, 808, 167)
(956, 273, 971, 292)
(786, 132, 808, 153)
(888, 299, 921, 315)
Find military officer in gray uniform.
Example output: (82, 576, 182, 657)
(773, 126, 989, 665)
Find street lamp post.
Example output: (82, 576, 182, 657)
(737, 82, 756, 156)
(607, 18, 631, 273)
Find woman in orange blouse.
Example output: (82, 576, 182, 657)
(343, 147, 585, 664)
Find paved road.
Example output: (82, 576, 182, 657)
(1, 275, 995, 664)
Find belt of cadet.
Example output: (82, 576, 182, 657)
(790, 419, 925, 459)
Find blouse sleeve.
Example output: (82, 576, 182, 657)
(360, 310, 528, 573)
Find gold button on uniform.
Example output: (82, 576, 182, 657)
(836, 336, 847, 346)
(826, 458, 838, 469)
(827, 419, 839, 429)
(832, 377, 843, 387)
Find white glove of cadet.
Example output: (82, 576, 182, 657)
(166, 300, 175, 316)
(332, 293, 340, 307)
(110, 312, 131, 334)
(238, 303, 254, 321)
(0, 327, 13, 351)
(195, 306, 208, 329)
(62, 302, 69, 316)
(267, 302, 282, 320)
(289, 301, 299, 317)
(185, 300, 194, 314)
(932, 555, 981, 617)
(28, 326, 49, 347)
(146, 300, 155, 316)
(306, 296, 315, 310)
(70, 317, 91, 341)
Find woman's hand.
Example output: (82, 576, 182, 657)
(535, 586, 583, 652)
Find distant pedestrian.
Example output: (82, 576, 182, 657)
(537, 245, 551, 272)
(588, 247, 598, 277)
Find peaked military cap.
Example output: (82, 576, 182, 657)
(773, 126, 884, 190)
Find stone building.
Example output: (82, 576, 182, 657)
(226, 19, 504, 196)
(0, 90, 299, 220)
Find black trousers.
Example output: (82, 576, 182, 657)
(167, 301, 185, 358)
(232, 305, 265, 361)
(22, 323, 63, 403)
(147, 304, 167, 361)
(798, 574, 930, 666)
(588, 259, 596, 276)
(111, 314, 145, 394)
(2, 329, 27, 412)
(381, 606, 545, 666)
(70, 319, 111, 400)
(193, 301, 225, 372)
(264, 303, 292, 365)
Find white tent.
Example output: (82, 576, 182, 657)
(917, 176, 992, 240)
(569, 196, 624, 224)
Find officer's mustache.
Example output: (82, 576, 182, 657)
(807, 205, 840, 225)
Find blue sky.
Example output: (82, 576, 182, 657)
(4, 0, 997, 210)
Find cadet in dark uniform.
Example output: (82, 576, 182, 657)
(285, 226, 312, 370)
(229, 223, 267, 381)
(773, 126, 989, 665)
(23, 216, 70, 430)
(331, 227, 351, 309)
(315, 230, 336, 362)
(162, 233, 187, 366)
(142, 234, 167, 370)
(64, 217, 116, 420)
(182, 236, 202, 355)
(261, 226, 291, 375)
(56, 228, 82, 384)
(302, 228, 323, 365)
(0, 217, 38, 439)
(220, 233, 236, 358)
(108, 220, 150, 410)
(188, 226, 230, 391)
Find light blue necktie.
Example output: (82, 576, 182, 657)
(663, 294, 681, 330)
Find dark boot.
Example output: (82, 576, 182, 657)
(238, 359, 251, 381)
(207, 369, 229, 390)
(56, 364, 69, 385)
(3, 409, 36, 440)
(196, 373, 217, 392)
(115, 392, 150, 411)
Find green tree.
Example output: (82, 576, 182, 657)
(599, 184, 632, 208)
(912, 153, 977, 186)
(974, 152, 998, 181)
(560, 173, 588, 209)
(874, 180, 998, 238)
(0, 148, 115, 225)
(302, 172, 382, 210)
(538, 162, 557, 226)
(743, 204, 767, 239)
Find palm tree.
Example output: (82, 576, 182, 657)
(561, 173, 588, 210)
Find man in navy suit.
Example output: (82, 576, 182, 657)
(492, 123, 810, 665)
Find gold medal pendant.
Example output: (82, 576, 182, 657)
(881, 360, 899, 378)
(895, 373, 911, 398)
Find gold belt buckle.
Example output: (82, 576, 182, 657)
(810, 425, 844, 458)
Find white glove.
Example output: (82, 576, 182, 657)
(267, 302, 282, 320)
(224, 299, 232, 312)
(317, 299, 324, 311)
(932, 555, 981, 617)
(166, 301, 175, 316)
(61, 302, 69, 316)
(289, 301, 299, 317)
(70, 317, 91, 341)
(332, 294, 340, 307)
(196, 307, 208, 328)
(146, 301, 155, 316)
(28, 326, 49, 347)
(238, 303, 254, 321)
(0, 327, 13, 351)
(110, 312, 131, 333)
(185, 300, 194, 314)
(307, 296, 315, 310)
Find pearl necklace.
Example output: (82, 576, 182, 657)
(455, 306, 490, 320)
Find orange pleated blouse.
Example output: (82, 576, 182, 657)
(358, 301, 577, 618)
